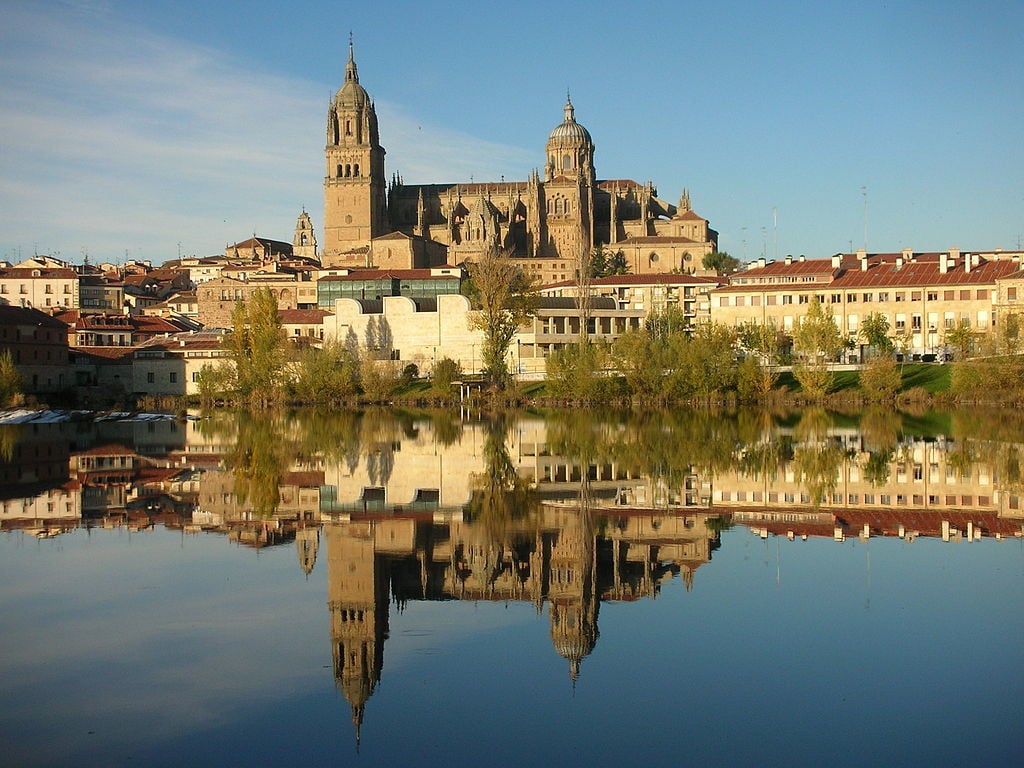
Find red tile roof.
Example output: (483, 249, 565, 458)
(542, 274, 721, 290)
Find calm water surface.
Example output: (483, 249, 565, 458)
(1, 407, 1022, 767)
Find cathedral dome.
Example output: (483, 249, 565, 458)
(548, 95, 592, 144)
(335, 40, 370, 108)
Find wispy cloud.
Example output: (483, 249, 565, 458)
(0, 1, 532, 263)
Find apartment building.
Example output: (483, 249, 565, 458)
(709, 248, 1024, 358)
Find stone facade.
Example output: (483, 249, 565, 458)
(321, 43, 718, 283)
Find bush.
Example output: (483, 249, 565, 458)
(432, 357, 462, 393)
(859, 355, 901, 401)
(400, 363, 419, 387)
(545, 342, 618, 401)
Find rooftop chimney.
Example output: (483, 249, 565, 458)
(939, 253, 948, 274)
(784, 255, 792, 265)
(896, 256, 904, 270)
(831, 254, 842, 268)
(965, 253, 972, 274)
(798, 254, 806, 262)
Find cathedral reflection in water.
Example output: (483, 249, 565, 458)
(2, 408, 1023, 739)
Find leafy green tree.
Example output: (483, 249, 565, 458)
(359, 348, 400, 402)
(545, 341, 618, 401)
(859, 312, 894, 358)
(942, 321, 974, 364)
(612, 328, 665, 399)
(432, 356, 462, 393)
(588, 246, 629, 278)
(287, 340, 360, 403)
(606, 249, 628, 276)
(792, 297, 845, 398)
(736, 320, 785, 394)
(644, 304, 689, 340)
(466, 246, 537, 389)
(859, 355, 901, 400)
(223, 288, 287, 406)
(0, 350, 23, 407)
(702, 250, 741, 274)
(195, 362, 235, 405)
(666, 322, 738, 397)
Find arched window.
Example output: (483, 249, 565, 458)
(344, 164, 351, 177)
(337, 164, 343, 178)
(345, 119, 352, 136)
(353, 163, 360, 177)
(563, 153, 572, 169)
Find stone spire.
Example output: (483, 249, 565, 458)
(345, 33, 359, 85)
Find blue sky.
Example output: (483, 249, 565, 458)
(1, 0, 1021, 266)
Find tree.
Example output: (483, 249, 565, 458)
(0, 350, 22, 407)
(287, 340, 360, 403)
(432, 356, 462, 393)
(465, 246, 537, 389)
(792, 296, 845, 398)
(859, 355, 901, 400)
(702, 250, 740, 274)
(736, 320, 785, 394)
(588, 246, 629, 278)
(859, 312, 894, 358)
(223, 288, 287, 406)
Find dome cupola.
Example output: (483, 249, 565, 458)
(545, 93, 595, 183)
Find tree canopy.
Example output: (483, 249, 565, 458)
(466, 246, 537, 388)
(702, 250, 741, 274)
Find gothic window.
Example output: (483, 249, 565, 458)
(300, 234, 308, 245)
(563, 153, 572, 169)
(345, 119, 352, 136)
(337, 164, 343, 177)
(345, 164, 351, 177)
(353, 163, 360, 176)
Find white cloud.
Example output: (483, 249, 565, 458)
(0, 2, 533, 264)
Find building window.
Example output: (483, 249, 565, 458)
(147, 372, 155, 383)
(895, 292, 905, 302)
(1009, 287, 1018, 301)
(878, 292, 889, 302)
(169, 372, 177, 383)
(911, 291, 922, 301)
(927, 291, 938, 301)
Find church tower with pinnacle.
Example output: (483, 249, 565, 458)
(323, 37, 388, 259)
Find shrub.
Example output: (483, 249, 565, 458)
(859, 355, 901, 401)
(432, 357, 462, 393)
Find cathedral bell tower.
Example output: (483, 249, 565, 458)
(324, 38, 388, 260)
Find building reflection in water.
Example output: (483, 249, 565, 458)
(3, 406, 1024, 743)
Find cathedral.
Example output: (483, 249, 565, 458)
(322, 41, 718, 284)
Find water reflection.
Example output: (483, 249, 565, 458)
(2, 406, 1024, 753)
